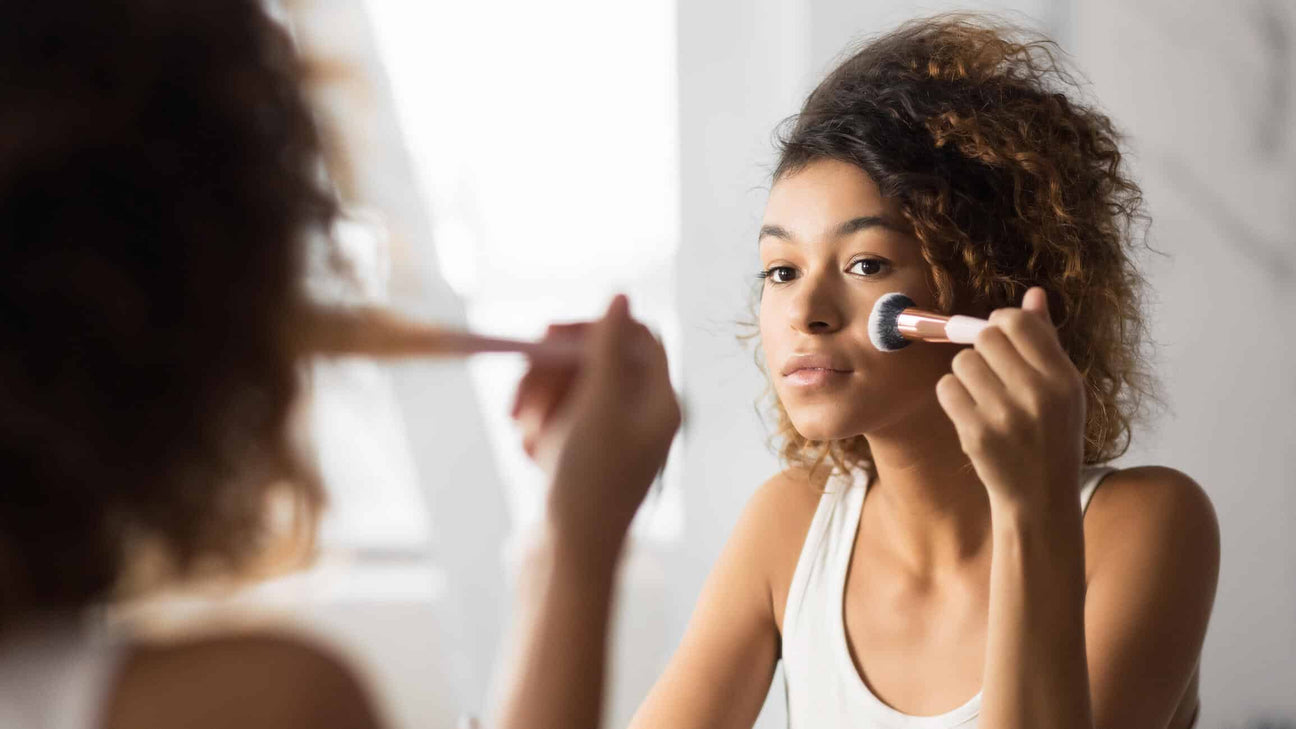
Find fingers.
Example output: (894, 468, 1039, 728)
(983, 287, 1069, 375)
(510, 323, 584, 424)
(969, 325, 1037, 395)
(946, 287, 1083, 431)
(513, 364, 573, 459)
(935, 372, 978, 430)
(586, 295, 637, 386)
(949, 347, 1009, 408)
(512, 296, 672, 451)
(1021, 286, 1050, 322)
(584, 295, 671, 392)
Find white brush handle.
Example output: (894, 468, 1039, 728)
(945, 315, 990, 344)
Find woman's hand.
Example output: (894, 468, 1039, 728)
(498, 300, 679, 729)
(934, 287, 1086, 514)
(511, 295, 681, 555)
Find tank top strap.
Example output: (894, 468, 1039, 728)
(1080, 464, 1118, 516)
(782, 466, 870, 644)
(784, 463, 1115, 641)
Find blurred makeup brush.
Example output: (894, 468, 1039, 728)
(867, 292, 991, 352)
(300, 305, 583, 361)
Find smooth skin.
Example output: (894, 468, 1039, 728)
(101, 296, 681, 729)
(629, 158, 1218, 729)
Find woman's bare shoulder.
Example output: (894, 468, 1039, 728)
(1084, 465, 1219, 580)
(736, 467, 829, 629)
(105, 630, 383, 729)
(738, 466, 825, 548)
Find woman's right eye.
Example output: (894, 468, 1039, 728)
(758, 266, 798, 284)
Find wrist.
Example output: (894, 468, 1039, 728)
(536, 511, 628, 579)
(989, 495, 1086, 561)
(988, 501, 1088, 620)
(988, 482, 1082, 524)
(545, 462, 643, 555)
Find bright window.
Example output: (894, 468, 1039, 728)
(363, 0, 684, 541)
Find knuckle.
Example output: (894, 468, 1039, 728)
(999, 310, 1026, 333)
(988, 406, 1015, 432)
(961, 422, 992, 453)
(1005, 407, 1033, 434)
(666, 402, 683, 432)
(1020, 386, 1047, 415)
(977, 322, 1010, 348)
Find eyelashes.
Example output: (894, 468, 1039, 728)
(757, 258, 890, 285)
(756, 266, 796, 284)
(848, 258, 886, 276)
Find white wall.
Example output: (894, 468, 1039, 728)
(1074, 1, 1296, 725)
(669, 1, 812, 724)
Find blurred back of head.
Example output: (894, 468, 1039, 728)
(0, 0, 338, 630)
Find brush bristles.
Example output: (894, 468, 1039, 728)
(868, 292, 915, 352)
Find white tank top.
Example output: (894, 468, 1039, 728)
(780, 463, 1197, 728)
(0, 616, 127, 729)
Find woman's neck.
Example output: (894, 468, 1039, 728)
(862, 394, 994, 579)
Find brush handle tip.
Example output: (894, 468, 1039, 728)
(945, 314, 990, 344)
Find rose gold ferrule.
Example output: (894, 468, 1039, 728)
(896, 309, 952, 342)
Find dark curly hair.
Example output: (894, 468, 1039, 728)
(0, 0, 338, 630)
(766, 14, 1159, 473)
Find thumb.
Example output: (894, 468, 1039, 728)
(587, 294, 632, 385)
(1022, 286, 1050, 323)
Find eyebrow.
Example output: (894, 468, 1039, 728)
(758, 215, 896, 244)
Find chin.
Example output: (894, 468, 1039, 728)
(785, 403, 866, 442)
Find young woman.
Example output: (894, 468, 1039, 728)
(0, 2, 678, 728)
(631, 15, 1219, 729)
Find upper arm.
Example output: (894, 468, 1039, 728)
(106, 632, 384, 729)
(1083, 466, 1221, 729)
(629, 470, 821, 729)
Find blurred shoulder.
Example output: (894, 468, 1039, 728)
(105, 630, 382, 729)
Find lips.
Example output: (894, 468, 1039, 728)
(781, 353, 854, 377)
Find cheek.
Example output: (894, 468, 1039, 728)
(878, 346, 957, 399)
(757, 295, 782, 365)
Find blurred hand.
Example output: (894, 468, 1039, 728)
(511, 295, 681, 554)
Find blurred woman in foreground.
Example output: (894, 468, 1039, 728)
(0, 1, 678, 727)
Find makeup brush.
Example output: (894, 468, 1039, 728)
(300, 304, 583, 361)
(867, 292, 991, 352)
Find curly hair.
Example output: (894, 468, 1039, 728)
(0, 0, 338, 630)
(765, 14, 1159, 474)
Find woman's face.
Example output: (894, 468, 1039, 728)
(758, 158, 956, 441)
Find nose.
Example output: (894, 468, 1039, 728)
(788, 269, 844, 335)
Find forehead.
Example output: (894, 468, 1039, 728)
(763, 158, 900, 226)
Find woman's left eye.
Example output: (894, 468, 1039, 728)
(847, 258, 888, 276)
